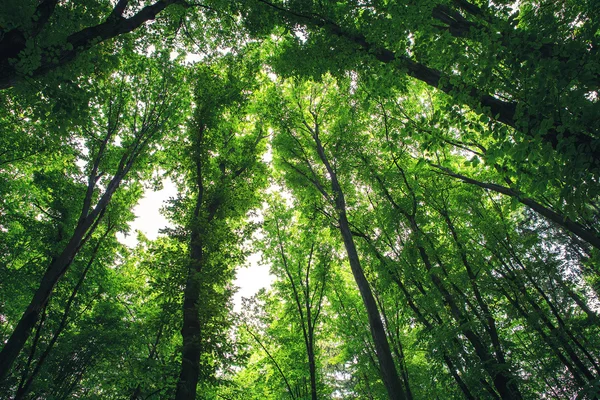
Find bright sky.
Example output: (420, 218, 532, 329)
(116, 178, 274, 311)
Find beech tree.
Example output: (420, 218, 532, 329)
(0, 53, 186, 382)
(163, 55, 267, 400)
(268, 77, 410, 400)
(0, 0, 192, 89)
(242, 0, 599, 169)
(261, 201, 333, 400)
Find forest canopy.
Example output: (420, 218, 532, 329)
(0, 0, 599, 399)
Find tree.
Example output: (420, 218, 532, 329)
(270, 76, 410, 400)
(0, 0, 190, 89)
(261, 201, 333, 400)
(0, 54, 186, 381)
(241, 0, 600, 173)
(167, 55, 268, 400)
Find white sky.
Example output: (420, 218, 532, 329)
(117, 178, 274, 311)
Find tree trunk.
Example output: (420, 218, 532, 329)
(366, 233, 478, 399)
(174, 249, 203, 400)
(0, 140, 136, 380)
(304, 275, 318, 400)
(175, 150, 207, 400)
(312, 132, 407, 400)
(414, 241, 522, 400)
(14, 230, 108, 399)
(369, 158, 522, 398)
(0, 221, 96, 380)
(439, 209, 507, 364)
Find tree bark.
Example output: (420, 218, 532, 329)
(174, 230, 204, 400)
(275, 229, 318, 400)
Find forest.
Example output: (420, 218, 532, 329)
(0, 0, 599, 399)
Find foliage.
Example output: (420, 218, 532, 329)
(1, 0, 599, 399)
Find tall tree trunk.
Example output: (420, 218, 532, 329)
(499, 260, 597, 384)
(304, 270, 318, 400)
(0, 132, 140, 380)
(174, 236, 204, 400)
(307, 336, 318, 400)
(14, 228, 110, 399)
(443, 355, 477, 400)
(276, 231, 321, 400)
(0, 216, 102, 380)
(175, 145, 208, 400)
(497, 281, 588, 387)
(311, 131, 407, 400)
(374, 285, 413, 400)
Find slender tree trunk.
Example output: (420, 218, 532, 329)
(14, 230, 108, 399)
(0, 222, 95, 380)
(501, 262, 597, 383)
(244, 325, 297, 399)
(311, 131, 407, 400)
(0, 141, 138, 379)
(367, 238, 477, 399)
(443, 355, 477, 400)
(374, 286, 413, 400)
(307, 336, 318, 400)
(16, 305, 47, 397)
(439, 209, 507, 364)
(304, 286, 318, 400)
(414, 240, 522, 400)
(370, 160, 521, 398)
(489, 241, 595, 387)
(560, 281, 600, 326)
(498, 281, 588, 387)
(175, 147, 208, 400)
(0, 99, 153, 377)
(277, 231, 321, 400)
(519, 264, 600, 374)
